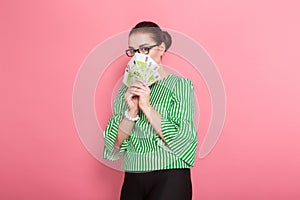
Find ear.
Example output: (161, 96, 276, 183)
(159, 42, 166, 56)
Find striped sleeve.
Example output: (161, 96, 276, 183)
(160, 78, 198, 166)
(103, 85, 130, 161)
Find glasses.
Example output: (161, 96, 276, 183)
(125, 44, 159, 57)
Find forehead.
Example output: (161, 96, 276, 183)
(128, 32, 155, 47)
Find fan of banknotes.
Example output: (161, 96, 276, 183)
(122, 53, 161, 87)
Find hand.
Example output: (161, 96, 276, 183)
(124, 85, 139, 114)
(130, 80, 151, 113)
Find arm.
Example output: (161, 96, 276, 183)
(114, 109, 138, 148)
(103, 85, 138, 161)
(142, 106, 166, 143)
(157, 78, 198, 166)
(135, 78, 198, 165)
(129, 80, 166, 142)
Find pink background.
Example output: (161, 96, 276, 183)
(1, 0, 300, 199)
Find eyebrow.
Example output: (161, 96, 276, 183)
(128, 43, 150, 49)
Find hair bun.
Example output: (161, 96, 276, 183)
(162, 31, 172, 52)
(129, 21, 173, 52)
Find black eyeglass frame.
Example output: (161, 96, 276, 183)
(125, 44, 160, 57)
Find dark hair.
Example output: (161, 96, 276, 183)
(129, 21, 172, 52)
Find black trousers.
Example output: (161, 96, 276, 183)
(120, 168, 192, 200)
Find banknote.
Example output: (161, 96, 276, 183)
(123, 53, 161, 87)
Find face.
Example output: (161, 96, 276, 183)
(128, 32, 165, 64)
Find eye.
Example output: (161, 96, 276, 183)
(140, 47, 150, 52)
(128, 49, 135, 53)
(125, 48, 136, 57)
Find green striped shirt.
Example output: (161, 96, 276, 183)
(103, 74, 198, 172)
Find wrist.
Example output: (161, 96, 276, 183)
(141, 105, 152, 118)
(127, 109, 138, 117)
(125, 109, 139, 122)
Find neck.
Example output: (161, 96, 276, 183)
(158, 64, 171, 79)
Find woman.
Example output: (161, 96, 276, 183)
(103, 21, 198, 200)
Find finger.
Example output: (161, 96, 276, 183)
(125, 94, 132, 101)
(130, 83, 149, 92)
(131, 89, 149, 96)
(129, 84, 142, 90)
(125, 91, 137, 98)
(136, 81, 150, 91)
(130, 81, 145, 88)
(135, 79, 147, 86)
(131, 87, 147, 93)
(127, 87, 139, 95)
